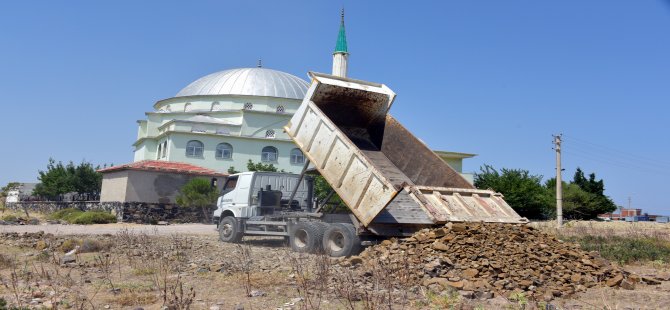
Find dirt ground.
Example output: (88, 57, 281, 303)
(0, 223, 219, 236)
(0, 222, 668, 309)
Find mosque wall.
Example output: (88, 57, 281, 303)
(100, 169, 224, 204)
(133, 141, 157, 162)
(100, 170, 129, 202)
(154, 95, 300, 115)
(240, 112, 291, 139)
(166, 132, 304, 174)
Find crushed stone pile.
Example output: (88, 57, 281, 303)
(346, 222, 664, 301)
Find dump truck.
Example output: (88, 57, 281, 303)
(214, 72, 526, 257)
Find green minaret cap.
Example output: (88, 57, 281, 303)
(334, 8, 348, 54)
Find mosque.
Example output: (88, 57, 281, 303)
(100, 12, 474, 204)
(131, 64, 310, 174)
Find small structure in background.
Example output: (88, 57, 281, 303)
(98, 160, 226, 204)
(4, 183, 38, 203)
(598, 208, 667, 222)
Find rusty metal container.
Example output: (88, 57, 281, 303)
(285, 72, 526, 233)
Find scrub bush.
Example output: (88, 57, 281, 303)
(71, 211, 116, 224)
(50, 208, 116, 224)
(49, 208, 84, 222)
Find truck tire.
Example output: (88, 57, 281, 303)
(219, 216, 243, 243)
(322, 223, 361, 257)
(290, 222, 327, 253)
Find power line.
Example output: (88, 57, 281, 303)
(562, 149, 669, 177)
(566, 143, 670, 171)
(562, 135, 670, 169)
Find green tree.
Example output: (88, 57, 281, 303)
(573, 168, 605, 195)
(176, 178, 219, 222)
(246, 159, 278, 172)
(227, 166, 240, 174)
(72, 161, 103, 196)
(474, 164, 552, 220)
(572, 167, 617, 214)
(33, 158, 103, 199)
(33, 159, 75, 198)
(545, 178, 615, 220)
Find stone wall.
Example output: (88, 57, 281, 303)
(5, 201, 213, 224)
(118, 202, 214, 224)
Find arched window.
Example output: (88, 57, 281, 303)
(216, 143, 233, 159)
(186, 140, 204, 157)
(276, 105, 285, 113)
(265, 129, 276, 138)
(290, 148, 305, 164)
(157, 144, 162, 160)
(184, 103, 192, 112)
(261, 146, 278, 162)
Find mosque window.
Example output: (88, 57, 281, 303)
(162, 141, 168, 158)
(265, 130, 276, 139)
(290, 148, 305, 164)
(186, 140, 204, 157)
(215, 143, 233, 159)
(184, 103, 192, 112)
(261, 146, 278, 162)
(243, 102, 253, 110)
(276, 105, 285, 113)
(157, 144, 162, 160)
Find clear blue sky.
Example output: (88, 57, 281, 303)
(1, 1, 669, 215)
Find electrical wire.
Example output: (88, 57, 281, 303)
(562, 149, 668, 176)
(563, 135, 670, 170)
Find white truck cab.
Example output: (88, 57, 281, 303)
(213, 171, 313, 222)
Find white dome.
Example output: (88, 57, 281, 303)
(176, 68, 309, 100)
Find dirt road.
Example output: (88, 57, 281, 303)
(0, 223, 219, 236)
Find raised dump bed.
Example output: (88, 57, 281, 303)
(285, 72, 526, 234)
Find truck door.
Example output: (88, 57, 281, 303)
(234, 174, 252, 210)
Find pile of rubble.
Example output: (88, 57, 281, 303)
(348, 222, 664, 301)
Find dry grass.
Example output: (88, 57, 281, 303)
(0, 254, 14, 269)
(1, 223, 669, 309)
(109, 291, 158, 307)
(0, 208, 45, 224)
(533, 220, 670, 264)
(532, 220, 670, 239)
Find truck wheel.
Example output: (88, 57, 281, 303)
(290, 222, 327, 253)
(322, 223, 361, 257)
(219, 216, 243, 243)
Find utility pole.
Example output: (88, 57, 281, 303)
(553, 134, 563, 228)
